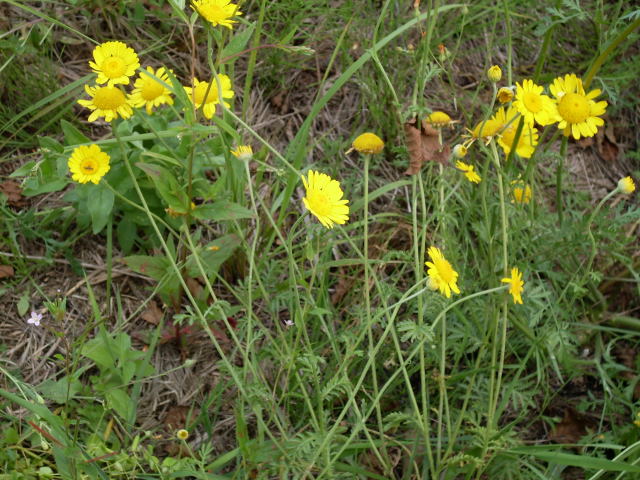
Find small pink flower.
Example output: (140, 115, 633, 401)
(284, 319, 294, 327)
(27, 311, 43, 326)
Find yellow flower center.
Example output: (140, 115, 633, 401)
(523, 92, 542, 113)
(141, 79, 165, 101)
(306, 191, 331, 217)
(93, 87, 126, 110)
(193, 82, 218, 105)
(434, 258, 455, 284)
(557, 92, 589, 124)
(80, 158, 98, 174)
(102, 56, 127, 78)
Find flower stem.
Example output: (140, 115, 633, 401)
(556, 136, 568, 226)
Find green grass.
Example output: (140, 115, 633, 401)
(1, 0, 640, 478)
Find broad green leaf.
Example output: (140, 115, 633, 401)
(86, 184, 114, 234)
(37, 377, 82, 404)
(10, 160, 37, 177)
(38, 136, 64, 153)
(186, 234, 239, 278)
(60, 119, 90, 146)
(81, 337, 116, 370)
(192, 201, 253, 222)
(123, 255, 170, 281)
(116, 215, 137, 255)
(22, 178, 68, 197)
(105, 388, 133, 421)
(221, 23, 256, 61)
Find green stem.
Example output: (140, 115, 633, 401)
(557, 136, 568, 226)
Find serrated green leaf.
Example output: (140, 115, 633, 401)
(192, 201, 253, 222)
(105, 389, 133, 421)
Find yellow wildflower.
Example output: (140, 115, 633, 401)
(301, 170, 349, 229)
(67, 145, 110, 184)
(425, 246, 460, 298)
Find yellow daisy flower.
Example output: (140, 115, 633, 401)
(487, 65, 502, 83)
(472, 117, 503, 141)
(129, 66, 174, 115)
(352, 132, 384, 154)
(191, 0, 242, 29)
(511, 179, 532, 204)
(67, 144, 110, 184)
(455, 161, 481, 184)
(549, 73, 607, 140)
(301, 170, 349, 229)
(426, 111, 453, 128)
(231, 145, 253, 160)
(513, 79, 557, 126)
(501, 267, 524, 304)
(184, 76, 234, 119)
(495, 106, 539, 159)
(425, 246, 460, 298)
(497, 87, 514, 104)
(618, 176, 635, 194)
(77, 84, 134, 122)
(89, 41, 140, 87)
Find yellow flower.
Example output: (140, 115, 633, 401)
(425, 246, 460, 298)
(67, 144, 110, 184)
(176, 429, 189, 440)
(426, 111, 453, 128)
(495, 106, 539, 158)
(352, 132, 384, 154)
(487, 65, 502, 83)
(511, 180, 532, 204)
(497, 87, 514, 104)
(184, 76, 234, 119)
(456, 161, 481, 184)
(618, 176, 635, 194)
(550, 73, 607, 140)
(513, 79, 557, 126)
(452, 144, 467, 158)
(129, 66, 174, 115)
(231, 145, 253, 160)
(501, 267, 524, 304)
(89, 41, 140, 86)
(78, 84, 134, 122)
(472, 117, 503, 141)
(301, 170, 349, 229)
(191, 0, 242, 29)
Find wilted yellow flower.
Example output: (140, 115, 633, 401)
(352, 133, 384, 154)
(455, 161, 481, 184)
(191, 0, 242, 29)
(129, 66, 174, 115)
(426, 111, 453, 128)
(472, 117, 503, 141)
(89, 41, 139, 86)
(425, 246, 460, 298)
(497, 87, 514, 104)
(231, 145, 253, 160)
(78, 84, 134, 122)
(301, 170, 349, 229)
(68, 144, 110, 184)
(487, 65, 502, 83)
(550, 73, 607, 140)
(511, 180, 532, 204)
(495, 106, 538, 158)
(176, 429, 189, 440)
(501, 267, 524, 304)
(513, 79, 557, 126)
(184, 76, 234, 119)
(618, 176, 635, 194)
(452, 144, 467, 158)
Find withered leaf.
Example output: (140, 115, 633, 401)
(0, 265, 14, 279)
(404, 119, 450, 175)
(597, 124, 620, 162)
(141, 299, 163, 325)
(549, 407, 588, 446)
(0, 181, 26, 207)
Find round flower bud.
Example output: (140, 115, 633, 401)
(176, 429, 189, 441)
(497, 87, 514, 104)
(452, 144, 468, 159)
(426, 111, 452, 128)
(618, 176, 636, 194)
(487, 65, 502, 83)
(352, 132, 384, 154)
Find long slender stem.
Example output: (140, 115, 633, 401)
(556, 136, 568, 226)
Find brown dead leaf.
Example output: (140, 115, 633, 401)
(404, 119, 450, 175)
(0, 181, 26, 207)
(0, 265, 14, 279)
(163, 405, 189, 430)
(141, 299, 163, 325)
(596, 124, 620, 162)
(549, 407, 588, 445)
